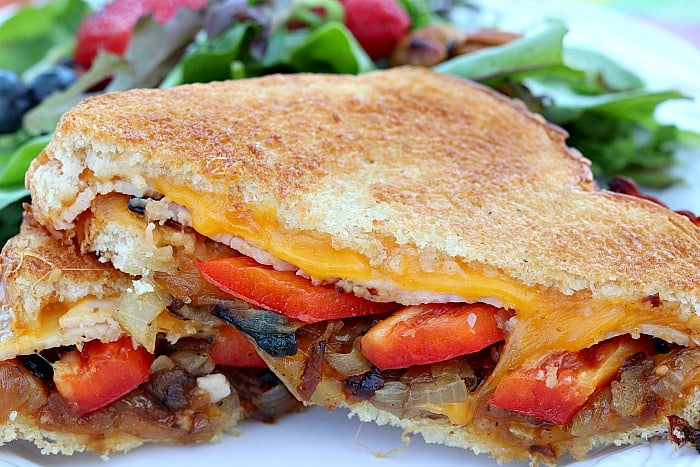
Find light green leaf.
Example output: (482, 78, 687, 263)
(23, 52, 132, 136)
(0, 0, 90, 73)
(562, 47, 645, 94)
(0, 134, 51, 186)
(434, 19, 568, 81)
(176, 23, 255, 84)
(0, 186, 29, 211)
(288, 22, 375, 74)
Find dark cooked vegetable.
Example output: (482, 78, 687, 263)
(297, 340, 325, 400)
(17, 354, 54, 381)
(146, 367, 197, 411)
(213, 304, 300, 357)
(343, 367, 385, 399)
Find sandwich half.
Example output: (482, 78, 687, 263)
(24, 66, 700, 464)
(0, 212, 299, 455)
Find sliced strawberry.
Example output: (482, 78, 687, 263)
(74, 0, 207, 69)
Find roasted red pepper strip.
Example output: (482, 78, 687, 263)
(53, 336, 154, 415)
(361, 302, 512, 370)
(196, 256, 398, 323)
(210, 325, 268, 368)
(489, 335, 655, 425)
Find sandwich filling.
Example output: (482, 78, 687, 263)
(0, 217, 299, 455)
(59, 190, 700, 464)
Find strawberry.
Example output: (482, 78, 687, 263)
(74, 0, 207, 69)
(340, 0, 410, 60)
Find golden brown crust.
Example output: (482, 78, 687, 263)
(27, 67, 700, 315)
(0, 221, 244, 455)
(1, 215, 131, 337)
(0, 360, 242, 456)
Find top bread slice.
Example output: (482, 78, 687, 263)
(26, 67, 700, 317)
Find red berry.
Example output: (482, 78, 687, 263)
(74, 0, 207, 69)
(74, 0, 142, 69)
(340, 0, 410, 60)
(145, 0, 208, 23)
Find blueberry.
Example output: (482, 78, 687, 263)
(0, 69, 31, 134)
(0, 69, 23, 95)
(27, 65, 77, 103)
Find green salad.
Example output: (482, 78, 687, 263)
(0, 0, 696, 245)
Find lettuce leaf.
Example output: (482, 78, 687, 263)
(0, 0, 90, 74)
(0, 193, 28, 246)
(0, 134, 51, 186)
(0, 135, 52, 244)
(163, 0, 372, 86)
(434, 19, 574, 82)
(286, 22, 375, 74)
(434, 18, 693, 188)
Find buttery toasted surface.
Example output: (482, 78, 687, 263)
(0, 214, 130, 357)
(27, 67, 700, 314)
(1, 214, 129, 315)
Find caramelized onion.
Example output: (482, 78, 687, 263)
(611, 359, 653, 417)
(154, 256, 251, 308)
(297, 341, 325, 400)
(170, 349, 216, 377)
(114, 280, 170, 351)
(408, 375, 469, 407)
(150, 355, 175, 373)
(146, 368, 197, 411)
(326, 340, 373, 377)
(651, 349, 700, 400)
(257, 384, 301, 419)
(0, 362, 48, 419)
(343, 367, 385, 400)
(371, 381, 409, 412)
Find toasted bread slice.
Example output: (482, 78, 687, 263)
(27, 67, 700, 313)
(23, 67, 700, 464)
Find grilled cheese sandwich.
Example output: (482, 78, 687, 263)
(20, 67, 700, 464)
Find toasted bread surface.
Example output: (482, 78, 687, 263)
(27, 67, 700, 311)
(21, 67, 700, 465)
(0, 215, 130, 356)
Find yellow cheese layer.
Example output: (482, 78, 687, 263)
(0, 299, 120, 360)
(154, 181, 537, 311)
(114, 183, 700, 428)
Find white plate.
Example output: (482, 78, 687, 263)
(2, 1, 700, 466)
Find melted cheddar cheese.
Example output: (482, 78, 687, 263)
(151, 181, 700, 367)
(110, 183, 700, 428)
(0, 299, 123, 360)
(153, 181, 539, 312)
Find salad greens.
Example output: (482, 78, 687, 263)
(0, 0, 696, 246)
(163, 0, 374, 85)
(0, 0, 89, 74)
